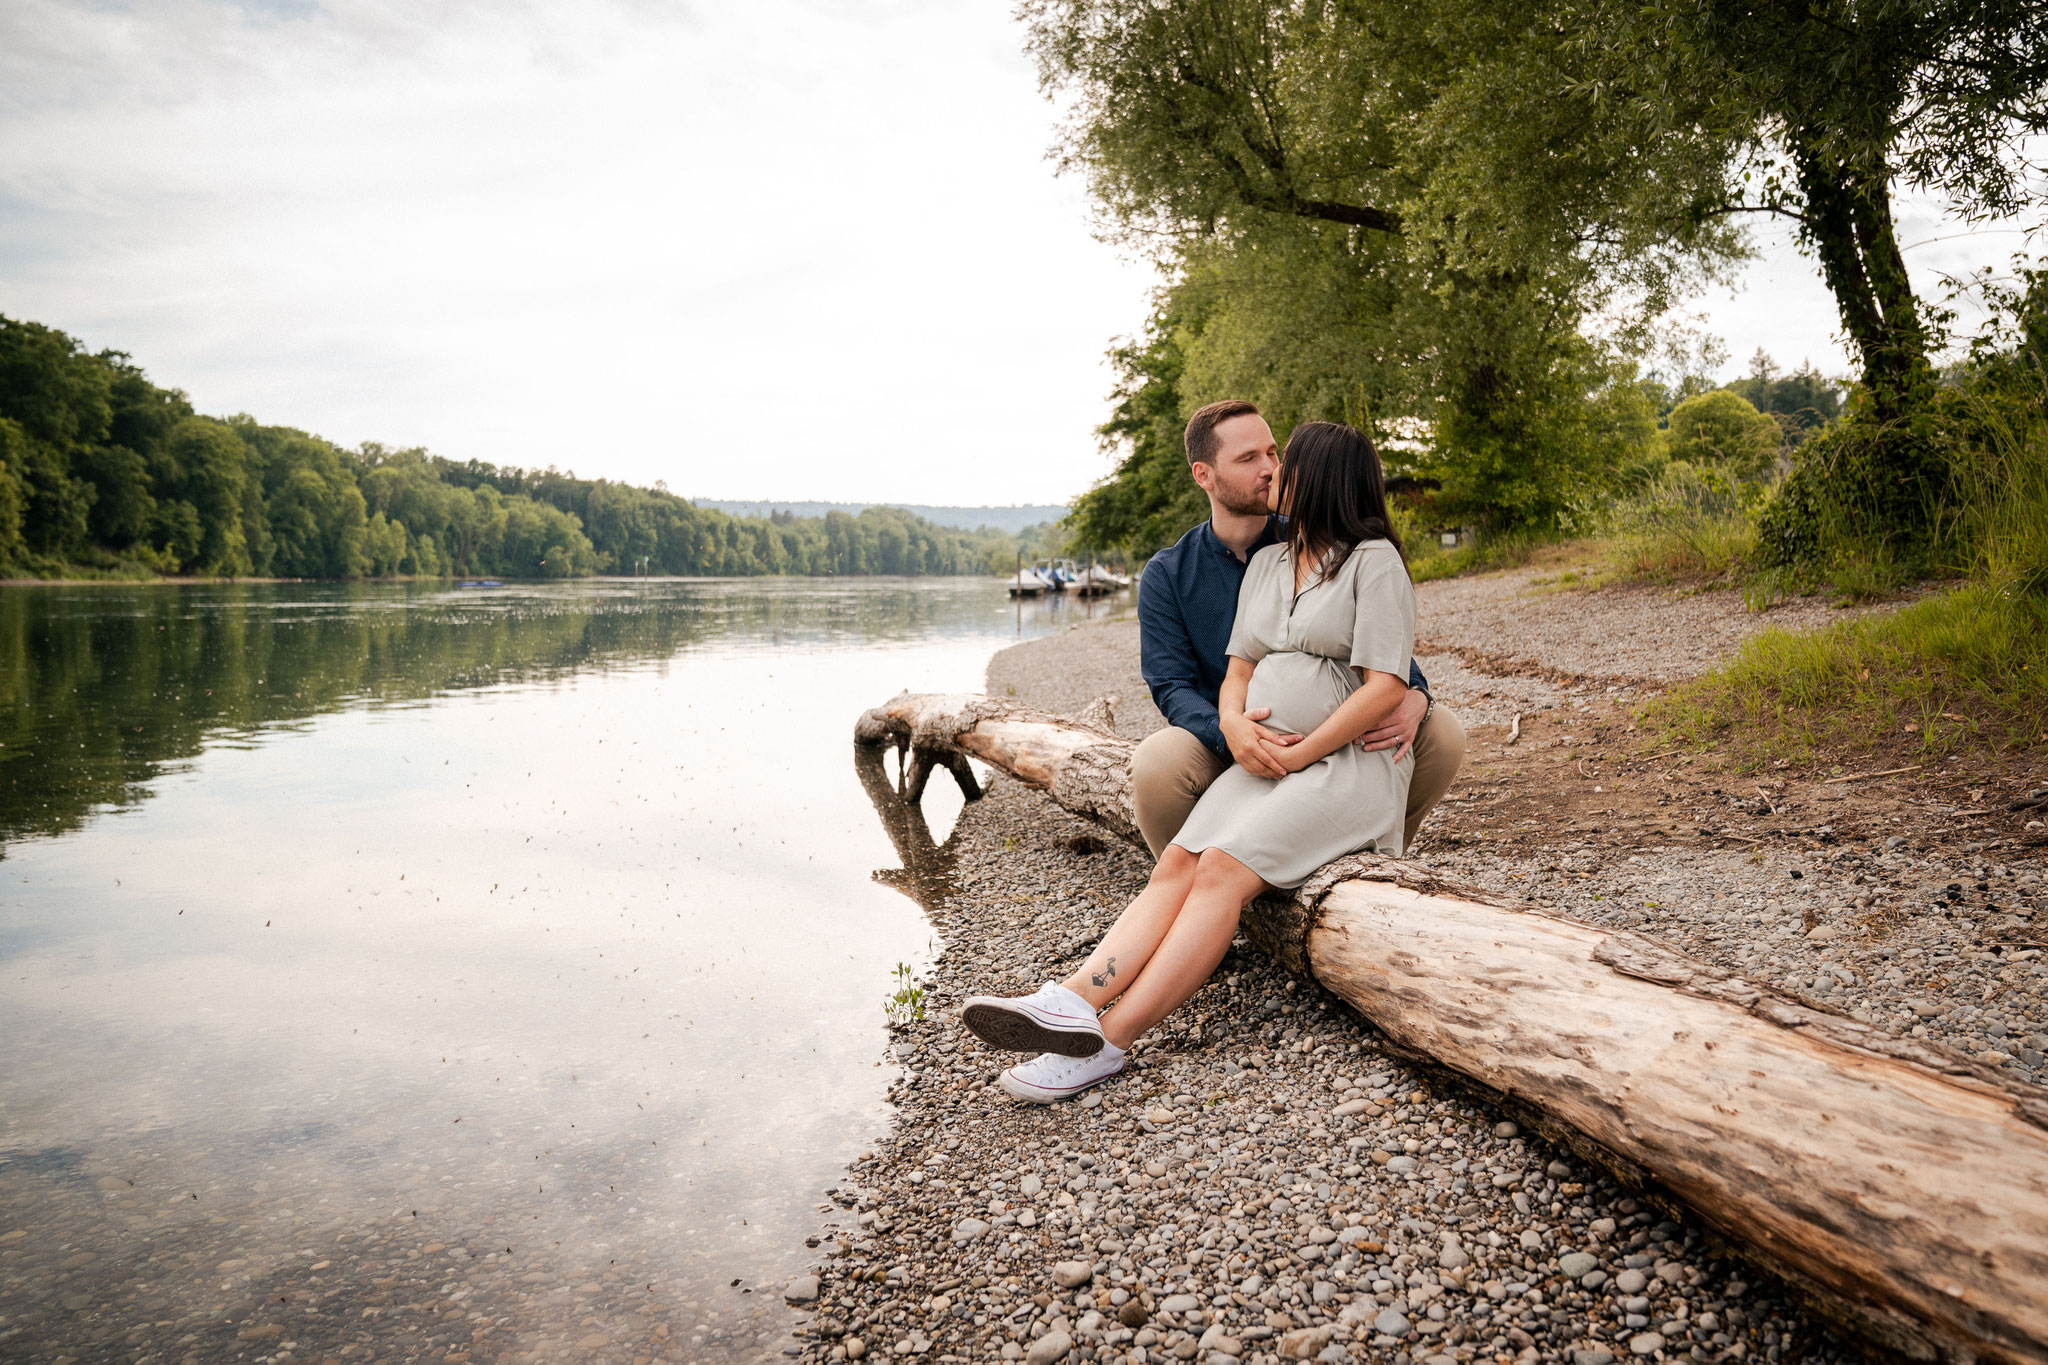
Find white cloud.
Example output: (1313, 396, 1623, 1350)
(0, 0, 1157, 505)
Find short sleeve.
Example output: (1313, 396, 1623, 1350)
(1347, 545, 1415, 678)
(1225, 546, 1281, 662)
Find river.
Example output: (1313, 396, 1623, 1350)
(0, 577, 1125, 1364)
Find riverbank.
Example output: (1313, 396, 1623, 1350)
(780, 567, 2048, 1365)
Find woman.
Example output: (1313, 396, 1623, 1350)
(961, 421, 1416, 1102)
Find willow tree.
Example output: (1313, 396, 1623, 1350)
(1029, 0, 1746, 546)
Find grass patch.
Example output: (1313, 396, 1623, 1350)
(1643, 582, 2048, 769)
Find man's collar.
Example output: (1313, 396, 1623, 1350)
(1201, 514, 1281, 560)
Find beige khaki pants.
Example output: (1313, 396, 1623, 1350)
(1130, 704, 1467, 858)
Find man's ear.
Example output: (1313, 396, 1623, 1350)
(1188, 460, 1214, 494)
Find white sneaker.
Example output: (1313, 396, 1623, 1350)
(999, 1045, 1127, 1104)
(961, 982, 1105, 1057)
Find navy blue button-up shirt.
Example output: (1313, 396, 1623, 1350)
(1138, 516, 1427, 759)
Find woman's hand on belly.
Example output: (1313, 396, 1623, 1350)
(1263, 732, 1323, 775)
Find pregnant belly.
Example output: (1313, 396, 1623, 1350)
(1244, 652, 1357, 737)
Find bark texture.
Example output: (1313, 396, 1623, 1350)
(855, 691, 2048, 1365)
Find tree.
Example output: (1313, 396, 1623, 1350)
(1724, 350, 1842, 446)
(1661, 390, 1783, 482)
(1024, 0, 1743, 547)
(1596, 0, 2048, 552)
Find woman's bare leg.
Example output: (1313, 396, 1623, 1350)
(1097, 847, 1266, 1050)
(1059, 845, 1200, 1010)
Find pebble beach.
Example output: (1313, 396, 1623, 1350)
(778, 566, 2048, 1365)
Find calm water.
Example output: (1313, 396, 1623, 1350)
(0, 578, 1124, 1364)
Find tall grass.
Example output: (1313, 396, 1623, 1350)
(1646, 371, 2048, 765)
(1646, 584, 2048, 766)
(1405, 528, 1564, 582)
(1599, 463, 1760, 584)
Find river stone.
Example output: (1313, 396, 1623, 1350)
(1118, 1300, 1150, 1328)
(1052, 1260, 1093, 1288)
(1277, 1326, 1332, 1359)
(1559, 1252, 1599, 1279)
(1019, 1174, 1043, 1196)
(1373, 1308, 1411, 1338)
(1386, 1156, 1418, 1173)
(1629, 1331, 1666, 1356)
(1145, 1107, 1177, 1125)
(784, 1274, 821, 1302)
(846, 1339, 866, 1360)
(1198, 1326, 1242, 1356)
(953, 1218, 991, 1242)
(1161, 1293, 1201, 1313)
(1615, 1268, 1648, 1294)
(1493, 1121, 1520, 1138)
(1437, 1244, 1469, 1270)
(1026, 1331, 1073, 1365)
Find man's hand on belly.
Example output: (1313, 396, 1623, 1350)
(1355, 687, 1427, 762)
(1223, 705, 1299, 780)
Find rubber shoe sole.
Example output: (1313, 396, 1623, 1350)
(999, 1056, 1125, 1103)
(961, 996, 1104, 1058)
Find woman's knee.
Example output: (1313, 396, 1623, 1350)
(1151, 844, 1200, 887)
(1192, 847, 1260, 899)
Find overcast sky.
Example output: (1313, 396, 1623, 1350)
(0, 0, 2031, 507)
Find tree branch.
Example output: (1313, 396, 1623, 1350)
(1294, 197, 1403, 233)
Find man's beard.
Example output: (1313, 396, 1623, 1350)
(1214, 482, 1270, 517)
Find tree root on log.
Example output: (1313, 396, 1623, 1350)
(854, 690, 2048, 1364)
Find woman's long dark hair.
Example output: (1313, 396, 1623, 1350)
(1276, 421, 1405, 583)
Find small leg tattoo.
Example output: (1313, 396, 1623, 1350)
(1091, 956, 1118, 989)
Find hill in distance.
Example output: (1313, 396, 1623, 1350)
(696, 500, 1066, 535)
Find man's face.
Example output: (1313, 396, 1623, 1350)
(1192, 414, 1278, 518)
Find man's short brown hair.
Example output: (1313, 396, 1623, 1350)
(1184, 399, 1261, 466)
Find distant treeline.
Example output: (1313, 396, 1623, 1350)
(0, 315, 1049, 580)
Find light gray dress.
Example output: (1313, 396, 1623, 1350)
(1171, 538, 1416, 888)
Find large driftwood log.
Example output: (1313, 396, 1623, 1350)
(855, 691, 2048, 1365)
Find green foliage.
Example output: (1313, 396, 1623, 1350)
(1602, 462, 1761, 583)
(0, 314, 1036, 581)
(1723, 351, 1843, 446)
(1644, 582, 2048, 768)
(1066, 300, 1212, 560)
(883, 963, 927, 1027)
(1030, 0, 1744, 560)
(1660, 391, 1782, 482)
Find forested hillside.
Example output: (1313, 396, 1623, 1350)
(0, 316, 1033, 580)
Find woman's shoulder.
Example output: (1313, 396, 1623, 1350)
(1341, 537, 1403, 569)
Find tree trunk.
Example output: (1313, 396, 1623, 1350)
(856, 692, 2048, 1365)
(1789, 137, 1934, 427)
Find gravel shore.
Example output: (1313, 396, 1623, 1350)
(783, 569, 2042, 1365)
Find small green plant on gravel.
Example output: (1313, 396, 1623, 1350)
(884, 963, 926, 1027)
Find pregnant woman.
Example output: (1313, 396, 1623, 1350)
(961, 420, 1416, 1102)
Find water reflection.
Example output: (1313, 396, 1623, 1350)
(0, 577, 1078, 1364)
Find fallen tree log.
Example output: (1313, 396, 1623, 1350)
(856, 691, 2048, 1365)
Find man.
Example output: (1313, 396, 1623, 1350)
(1132, 399, 1464, 857)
